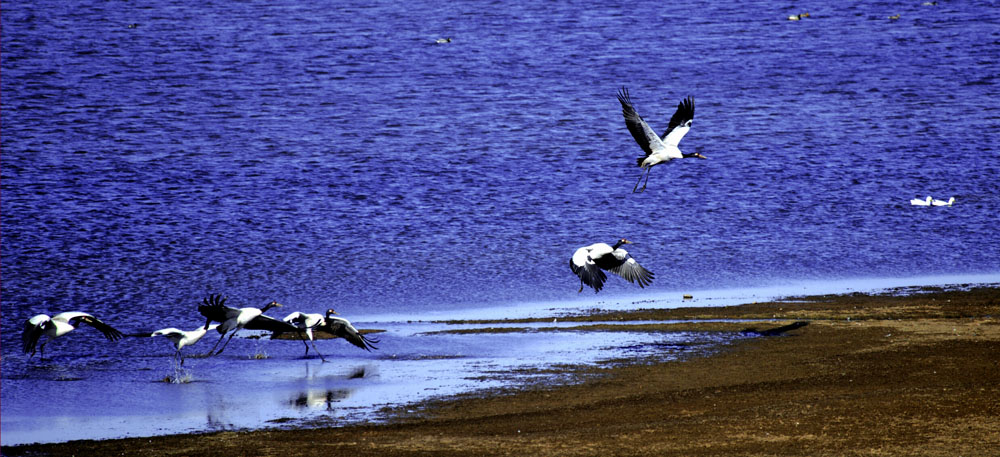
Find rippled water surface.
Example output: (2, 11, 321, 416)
(2, 0, 999, 446)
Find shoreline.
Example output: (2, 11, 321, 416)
(4, 284, 999, 456)
(354, 273, 1000, 322)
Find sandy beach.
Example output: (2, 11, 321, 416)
(4, 284, 998, 456)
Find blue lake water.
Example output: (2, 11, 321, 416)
(2, 0, 999, 446)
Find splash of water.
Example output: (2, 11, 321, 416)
(162, 360, 194, 384)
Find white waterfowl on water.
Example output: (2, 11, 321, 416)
(198, 294, 294, 355)
(152, 321, 220, 365)
(22, 312, 124, 359)
(910, 196, 932, 206)
(617, 87, 705, 193)
(570, 238, 654, 293)
(932, 197, 955, 206)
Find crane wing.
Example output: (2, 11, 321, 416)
(571, 247, 609, 293)
(245, 314, 298, 333)
(594, 249, 655, 288)
(72, 314, 125, 341)
(55, 312, 124, 342)
(198, 294, 241, 322)
(661, 96, 694, 146)
(618, 87, 667, 156)
(22, 315, 49, 354)
(323, 318, 379, 351)
(151, 328, 185, 338)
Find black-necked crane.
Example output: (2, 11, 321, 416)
(617, 87, 704, 193)
(282, 309, 335, 361)
(198, 294, 295, 355)
(319, 312, 379, 352)
(151, 320, 221, 365)
(570, 238, 654, 293)
(22, 312, 124, 360)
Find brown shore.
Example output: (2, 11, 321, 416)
(5, 285, 999, 456)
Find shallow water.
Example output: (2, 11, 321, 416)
(2, 0, 999, 446)
(3, 275, 997, 446)
(1, 314, 736, 445)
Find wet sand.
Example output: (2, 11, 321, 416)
(5, 285, 999, 456)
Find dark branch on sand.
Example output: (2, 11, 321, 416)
(741, 321, 809, 336)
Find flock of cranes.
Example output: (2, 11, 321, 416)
(22, 294, 378, 363)
(22, 87, 701, 359)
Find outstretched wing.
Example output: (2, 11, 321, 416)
(283, 312, 324, 330)
(661, 96, 694, 146)
(198, 294, 240, 323)
(618, 87, 666, 156)
(22, 314, 49, 354)
(62, 313, 124, 342)
(323, 318, 379, 351)
(151, 328, 185, 338)
(570, 247, 608, 293)
(594, 249, 655, 288)
(245, 314, 297, 333)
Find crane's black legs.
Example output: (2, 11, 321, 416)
(310, 340, 328, 363)
(205, 332, 226, 356)
(215, 330, 238, 355)
(297, 332, 328, 362)
(297, 333, 310, 355)
(632, 168, 650, 193)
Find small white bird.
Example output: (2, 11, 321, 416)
(932, 197, 955, 206)
(570, 238, 654, 293)
(22, 312, 124, 360)
(152, 321, 221, 365)
(910, 196, 932, 206)
(198, 294, 295, 355)
(617, 88, 705, 193)
(282, 309, 336, 361)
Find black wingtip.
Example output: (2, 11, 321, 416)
(616, 86, 632, 106)
(359, 333, 380, 351)
(679, 96, 695, 118)
(106, 328, 125, 342)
